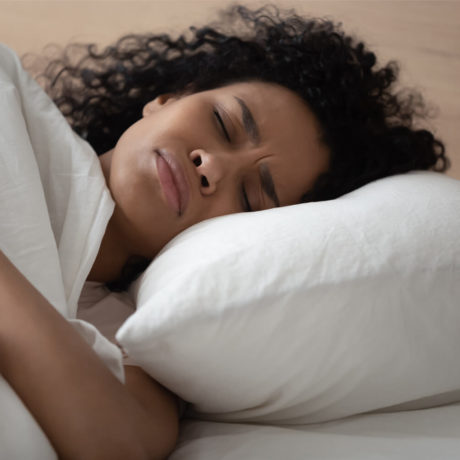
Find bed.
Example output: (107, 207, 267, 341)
(1, 39, 460, 459)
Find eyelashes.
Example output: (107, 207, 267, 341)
(213, 109, 231, 142)
(241, 184, 252, 212)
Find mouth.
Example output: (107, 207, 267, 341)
(155, 148, 190, 216)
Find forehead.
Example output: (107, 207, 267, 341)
(210, 81, 329, 204)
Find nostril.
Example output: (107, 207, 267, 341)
(193, 156, 202, 167)
(201, 175, 209, 187)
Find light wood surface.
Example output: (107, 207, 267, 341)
(1, 0, 459, 179)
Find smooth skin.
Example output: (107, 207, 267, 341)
(1, 81, 328, 458)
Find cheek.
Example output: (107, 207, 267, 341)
(192, 195, 240, 224)
(111, 153, 151, 200)
(109, 145, 164, 236)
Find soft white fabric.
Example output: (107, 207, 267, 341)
(77, 281, 138, 366)
(0, 44, 114, 318)
(77, 281, 136, 346)
(171, 401, 460, 460)
(0, 44, 122, 458)
(117, 170, 460, 425)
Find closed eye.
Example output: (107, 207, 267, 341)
(214, 109, 231, 142)
(242, 184, 253, 212)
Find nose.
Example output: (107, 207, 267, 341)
(189, 148, 232, 196)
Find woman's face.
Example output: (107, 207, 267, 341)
(102, 80, 329, 258)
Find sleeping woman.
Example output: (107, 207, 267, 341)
(0, 4, 449, 459)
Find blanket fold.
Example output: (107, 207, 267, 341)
(0, 43, 123, 459)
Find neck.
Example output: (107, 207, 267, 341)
(86, 216, 131, 283)
(87, 148, 129, 283)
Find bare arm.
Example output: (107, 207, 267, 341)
(0, 250, 179, 460)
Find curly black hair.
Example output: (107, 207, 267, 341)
(29, 4, 449, 290)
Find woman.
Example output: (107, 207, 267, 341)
(0, 5, 450, 459)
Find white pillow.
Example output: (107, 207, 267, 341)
(116, 171, 460, 424)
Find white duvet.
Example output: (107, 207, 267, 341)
(0, 44, 123, 459)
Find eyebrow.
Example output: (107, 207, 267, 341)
(234, 95, 280, 208)
(234, 96, 260, 145)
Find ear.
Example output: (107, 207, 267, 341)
(142, 93, 176, 117)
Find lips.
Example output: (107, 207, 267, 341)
(155, 149, 190, 215)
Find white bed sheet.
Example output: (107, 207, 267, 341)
(172, 402, 460, 459)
